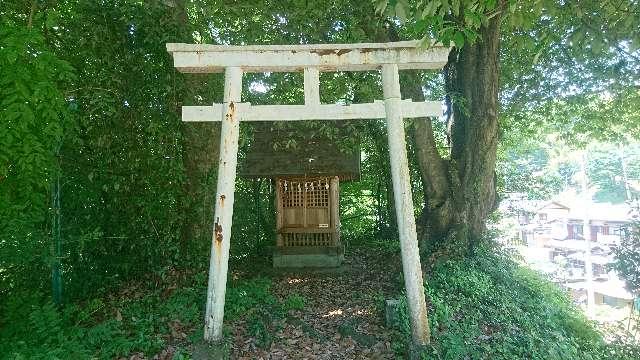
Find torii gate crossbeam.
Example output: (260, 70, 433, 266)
(167, 41, 450, 347)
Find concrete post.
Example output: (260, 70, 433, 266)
(381, 63, 430, 346)
(619, 144, 633, 201)
(580, 151, 595, 317)
(304, 67, 320, 106)
(204, 66, 243, 342)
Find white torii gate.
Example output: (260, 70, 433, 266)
(166, 41, 450, 346)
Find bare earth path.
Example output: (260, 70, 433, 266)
(229, 247, 404, 359)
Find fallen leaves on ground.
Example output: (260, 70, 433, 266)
(228, 247, 403, 359)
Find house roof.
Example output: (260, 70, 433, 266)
(238, 122, 360, 180)
(594, 278, 636, 300)
(563, 279, 635, 300)
(548, 239, 609, 251)
(500, 194, 634, 224)
(498, 196, 546, 213)
(537, 201, 570, 212)
(566, 202, 632, 223)
(567, 252, 612, 265)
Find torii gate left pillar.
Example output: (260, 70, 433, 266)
(204, 66, 242, 341)
(167, 41, 450, 347)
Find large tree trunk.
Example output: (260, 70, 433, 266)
(376, 11, 501, 258)
(411, 13, 502, 259)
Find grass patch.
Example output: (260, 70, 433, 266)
(0, 273, 278, 359)
(283, 293, 306, 311)
(392, 246, 639, 359)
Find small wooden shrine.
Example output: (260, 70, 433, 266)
(167, 40, 449, 345)
(239, 124, 359, 267)
(273, 176, 342, 267)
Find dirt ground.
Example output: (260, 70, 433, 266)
(228, 247, 405, 359)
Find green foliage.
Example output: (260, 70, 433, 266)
(229, 178, 276, 259)
(498, 140, 640, 203)
(391, 246, 637, 359)
(382, 0, 639, 66)
(0, 274, 278, 359)
(228, 278, 291, 350)
(225, 277, 277, 320)
(497, 2, 640, 145)
(0, 0, 408, 332)
(378, 0, 508, 47)
(283, 293, 306, 311)
(612, 211, 640, 296)
(53, 1, 188, 298)
(2, 0, 633, 306)
(246, 309, 276, 349)
(1, 0, 639, 357)
(496, 125, 640, 203)
(378, 0, 640, 147)
(497, 143, 568, 199)
(0, 0, 192, 304)
(0, 19, 75, 295)
(588, 145, 640, 203)
(1, 292, 170, 359)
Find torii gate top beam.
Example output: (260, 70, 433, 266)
(168, 40, 448, 347)
(166, 40, 449, 73)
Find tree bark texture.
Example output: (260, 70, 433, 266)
(409, 13, 502, 258)
(370, 9, 502, 258)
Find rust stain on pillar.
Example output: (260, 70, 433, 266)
(214, 219, 223, 264)
(214, 217, 223, 244)
(226, 102, 235, 122)
(223, 102, 235, 150)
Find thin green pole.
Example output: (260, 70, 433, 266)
(51, 168, 62, 306)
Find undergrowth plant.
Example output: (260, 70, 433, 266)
(392, 246, 639, 360)
(0, 276, 280, 359)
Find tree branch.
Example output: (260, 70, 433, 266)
(401, 71, 450, 204)
(27, 0, 37, 29)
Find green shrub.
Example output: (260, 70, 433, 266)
(225, 277, 276, 320)
(283, 293, 306, 311)
(393, 246, 635, 359)
(0, 275, 278, 359)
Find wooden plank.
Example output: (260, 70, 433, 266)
(330, 176, 340, 246)
(182, 100, 441, 122)
(303, 181, 308, 228)
(167, 41, 449, 73)
(306, 208, 329, 226)
(279, 227, 335, 234)
(275, 179, 283, 247)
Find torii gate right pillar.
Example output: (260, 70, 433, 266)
(167, 40, 449, 349)
(382, 63, 430, 346)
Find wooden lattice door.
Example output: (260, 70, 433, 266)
(276, 177, 338, 247)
